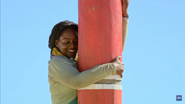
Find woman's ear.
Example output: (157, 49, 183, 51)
(55, 40, 59, 48)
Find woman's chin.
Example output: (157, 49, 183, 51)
(67, 52, 77, 59)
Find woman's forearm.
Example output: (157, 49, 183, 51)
(69, 63, 116, 89)
(49, 57, 116, 89)
(122, 17, 129, 51)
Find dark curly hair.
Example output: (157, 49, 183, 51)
(48, 20, 78, 50)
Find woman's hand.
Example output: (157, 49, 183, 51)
(122, 0, 129, 17)
(111, 56, 124, 78)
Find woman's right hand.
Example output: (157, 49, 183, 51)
(111, 56, 124, 78)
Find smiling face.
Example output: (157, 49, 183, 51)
(55, 28, 78, 59)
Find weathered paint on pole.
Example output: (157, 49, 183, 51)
(78, 0, 122, 103)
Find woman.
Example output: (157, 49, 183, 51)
(48, 0, 129, 104)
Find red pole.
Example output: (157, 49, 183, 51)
(78, 0, 123, 103)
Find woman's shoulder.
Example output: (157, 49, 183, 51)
(49, 55, 78, 69)
(49, 55, 68, 64)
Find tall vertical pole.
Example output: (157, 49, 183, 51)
(78, 0, 123, 104)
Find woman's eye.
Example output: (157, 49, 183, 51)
(63, 41, 70, 45)
(74, 41, 78, 44)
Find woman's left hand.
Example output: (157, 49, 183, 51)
(122, 0, 129, 17)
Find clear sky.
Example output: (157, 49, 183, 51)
(1, 0, 184, 104)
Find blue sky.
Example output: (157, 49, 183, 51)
(1, 0, 184, 104)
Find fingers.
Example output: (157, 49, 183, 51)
(122, 0, 129, 10)
(112, 56, 122, 62)
(122, 0, 130, 4)
(126, 0, 130, 4)
(112, 56, 123, 65)
(116, 56, 121, 60)
(122, 66, 124, 72)
(122, 62, 124, 65)
(120, 67, 124, 73)
(111, 58, 117, 62)
(116, 66, 124, 78)
(117, 56, 121, 60)
(120, 74, 123, 78)
(116, 56, 122, 62)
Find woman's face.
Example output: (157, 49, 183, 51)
(55, 28, 78, 58)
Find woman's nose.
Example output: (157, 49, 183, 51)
(70, 42, 75, 48)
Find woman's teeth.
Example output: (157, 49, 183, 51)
(68, 50, 75, 52)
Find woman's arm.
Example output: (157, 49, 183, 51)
(49, 57, 116, 89)
(122, 17, 128, 51)
(122, 0, 129, 51)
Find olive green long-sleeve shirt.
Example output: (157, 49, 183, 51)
(48, 18, 128, 104)
(48, 55, 116, 104)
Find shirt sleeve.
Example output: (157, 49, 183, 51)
(122, 17, 129, 51)
(48, 57, 116, 89)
